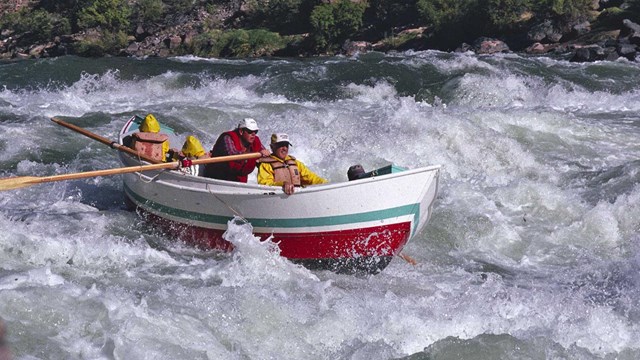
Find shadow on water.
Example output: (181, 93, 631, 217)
(570, 159, 640, 205)
(398, 333, 617, 360)
(74, 182, 125, 211)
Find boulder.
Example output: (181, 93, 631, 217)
(342, 40, 371, 56)
(569, 45, 620, 62)
(454, 42, 472, 53)
(472, 37, 509, 54)
(525, 42, 550, 54)
(528, 20, 564, 43)
(167, 35, 182, 49)
(616, 42, 637, 60)
(621, 19, 640, 45)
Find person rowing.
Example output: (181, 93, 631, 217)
(204, 118, 270, 182)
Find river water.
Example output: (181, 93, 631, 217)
(1, 52, 639, 359)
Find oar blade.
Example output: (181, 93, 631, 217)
(0, 176, 42, 191)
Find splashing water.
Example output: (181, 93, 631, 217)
(1, 52, 640, 359)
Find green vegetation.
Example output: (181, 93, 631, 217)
(1, 0, 639, 57)
(486, 0, 532, 30)
(243, 0, 318, 34)
(0, 8, 69, 45)
(74, 30, 129, 56)
(190, 29, 285, 57)
(76, 0, 131, 32)
(135, 0, 165, 25)
(310, 0, 366, 52)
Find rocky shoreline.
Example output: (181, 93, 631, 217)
(1, 0, 639, 63)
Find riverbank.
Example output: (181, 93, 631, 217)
(1, 0, 639, 63)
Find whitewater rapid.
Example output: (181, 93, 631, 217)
(1, 52, 640, 359)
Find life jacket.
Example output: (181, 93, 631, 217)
(204, 130, 262, 182)
(261, 156, 301, 186)
(131, 132, 169, 162)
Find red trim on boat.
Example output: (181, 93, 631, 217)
(138, 208, 411, 260)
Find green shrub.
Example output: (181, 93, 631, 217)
(190, 29, 285, 57)
(0, 8, 69, 44)
(243, 0, 318, 34)
(365, 0, 420, 33)
(532, 0, 593, 19)
(310, 0, 366, 51)
(487, 0, 532, 30)
(136, 0, 165, 25)
(74, 29, 128, 56)
(416, 0, 488, 49)
(164, 0, 194, 14)
(77, 0, 131, 32)
(416, 0, 479, 31)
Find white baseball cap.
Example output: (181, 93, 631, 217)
(238, 118, 259, 131)
(271, 133, 292, 146)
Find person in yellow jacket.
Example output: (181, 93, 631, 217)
(169, 135, 209, 176)
(257, 133, 327, 195)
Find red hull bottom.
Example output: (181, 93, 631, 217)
(131, 202, 411, 274)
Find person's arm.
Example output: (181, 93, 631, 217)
(297, 160, 328, 185)
(255, 136, 271, 157)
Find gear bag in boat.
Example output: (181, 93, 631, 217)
(131, 132, 169, 162)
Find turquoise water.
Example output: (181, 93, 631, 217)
(1, 53, 640, 359)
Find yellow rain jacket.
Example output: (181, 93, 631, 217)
(257, 155, 327, 187)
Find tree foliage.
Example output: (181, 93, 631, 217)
(77, 0, 131, 32)
(310, 0, 367, 51)
(365, 0, 419, 33)
(190, 29, 285, 57)
(527, 0, 593, 19)
(244, 0, 319, 34)
(0, 0, 631, 58)
(416, 0, 487, 49)
(487, 0, 532, 30)
(416, 0, 477, 31)
(74, 29, 129, 56)
(0, 8, 70, 45)
(136, 0, 165, 25)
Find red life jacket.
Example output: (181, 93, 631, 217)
(131, 132, 169, 162)
(204, 130, 263, 182)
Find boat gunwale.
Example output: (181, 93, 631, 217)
(118, 114, 441, 197)
(119, 149, 442, 197)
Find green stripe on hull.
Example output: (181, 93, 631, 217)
(124, 183, 420, 233)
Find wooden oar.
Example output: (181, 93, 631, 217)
(398, 253, 417, 266)
(50, 117, 162, 164)
(0, 153, 261, 191)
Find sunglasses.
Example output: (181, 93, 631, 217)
(274, 142, 289, 148)
(243, 128, 258, 134)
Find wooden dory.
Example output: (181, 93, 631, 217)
(118, 115, 441, 273)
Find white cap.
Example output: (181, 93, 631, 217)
(271, 133, 292, 146)
(238, 118, 259, 131)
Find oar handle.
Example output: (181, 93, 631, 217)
(0, 152, 263, 191)
(51, 117, 162, 164)
(39, 152, 262, 183)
